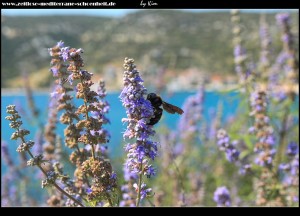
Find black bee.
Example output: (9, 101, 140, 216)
(147, 93, 184, 125)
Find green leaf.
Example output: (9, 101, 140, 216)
(239, 150, 251, 159)
(243, 134, 254, 150)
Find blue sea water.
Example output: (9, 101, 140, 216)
(1, 91, 240, 174)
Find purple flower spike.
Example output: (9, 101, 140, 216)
(120, 58, 157, 203)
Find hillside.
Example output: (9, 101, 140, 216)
(1, 10, 299, 90)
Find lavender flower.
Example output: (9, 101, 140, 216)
(81, 157, 118, 202)
(133, 183, 152, 200)
(272, 13, 298, 100)
(234, 45, 247, 66)
(48, 41, 80, 150)
(49, 42, 87, 203)
(120, 165, 138, 207)
(280, 142, 299, 179)
(50, 41, 117, 205)
(62, 48, 110, 150)
(290, 155, 299, 177)
(90, 79, 111, 142)
(286, 142, 298, 157)
(216, 129, 240, 163)
(249, 89, 276, 167)
(276, 13, 290, 26)
(178, 84, 204, 138)
(120, 58, 157, 205)
(279, 142, 299, 205)
(239, 164, 252, 175)
(254, 149, 276, 167)
(213, 186, 231, 207)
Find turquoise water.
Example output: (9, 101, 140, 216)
(1, 91, 240, 174)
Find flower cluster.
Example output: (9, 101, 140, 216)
(59, 46, 109, 150)
(49, 41, 118, 205)
(27, 154, 44, 166)
(120, 166, 139, 207)
(5, 105, 33, 151)
(279, 142, 299, 179)
(48, 41, 80, 149)
(248, 89, 287, 206)
(120, 58, 157, 205)
(249, 89, 276, 167)
(216, 129, 240, 163)
(279, 142, 299, 204)
(273, 13, 298, 100)
(41, 171, 58, 188)
(133, 183, 152, 200)
(49, 42, 85, 201)
(91, 79, 111, 144)
(276, 13, 292, 51)
(213, 186, 231, 207)
(82, 157, 117, 202)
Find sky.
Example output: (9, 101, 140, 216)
(1, 9, 298, 17)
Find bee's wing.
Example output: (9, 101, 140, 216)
(162, 101, 184, 115)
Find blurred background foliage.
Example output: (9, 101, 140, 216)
(1, 10, 299, 90)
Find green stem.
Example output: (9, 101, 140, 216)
(147, 197, 155, 207)
(135, 162, 143, 207)
(53, 182, 84, 207)
(172, 157, 186, 206)
(273, 106, 290, 176)
(105, 192, 113, 207)
(18, 134, 85, 207)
